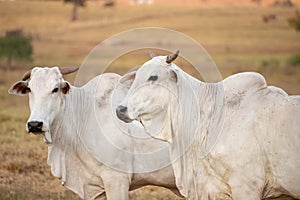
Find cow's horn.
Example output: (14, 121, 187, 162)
(149, 52, 156, 58)
(22, 69, 32, 81)
(166, 50, 180, 64)
(59, 66, 79, 75)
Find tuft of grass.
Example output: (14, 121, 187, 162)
(0, 186, 31, 200)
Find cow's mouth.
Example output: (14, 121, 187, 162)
(30, 131, 43, 135)
(28, 130, 52, 144)
(117, 114, 134, 123)
(43, 131, 52, 144)
(26, 121, 52, 144)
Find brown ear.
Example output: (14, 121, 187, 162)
(61, 82, 71, 94)
(169, 69, 178, 83)
(8, 81, 30, 96)
(119, 71, 136, 89)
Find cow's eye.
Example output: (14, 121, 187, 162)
(148, 75, 158, 81)
(52, 88, 59, 93)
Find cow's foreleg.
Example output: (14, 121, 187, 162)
(228, 173, 264, 200)
(101, 172, 131, 200)
(84, 183, 106, 200)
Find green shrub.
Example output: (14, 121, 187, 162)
(287, 54, 300, 67)
(261, 58, 280, 68)
(288, 10, 300, 32)
(0, 34, 33, 68)
(259, 58, 280, 75)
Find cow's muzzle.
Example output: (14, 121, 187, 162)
(27, 121, 43, 134)
(116, 105, 133, 123)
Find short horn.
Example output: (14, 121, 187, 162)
(149, 52, 156, 58)
(59, 66, 79, 75)
(166, 50, 180, 64)
(22, 69, 32, 81)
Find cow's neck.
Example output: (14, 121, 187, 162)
(46, 86, 96, 196)
(50, 86, 92, 147)
(170, 69, 225, 155)
(169, 69, 228, 198)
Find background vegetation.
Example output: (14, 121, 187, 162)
(0, 0, 299, 199)
(0, 32, 32, 69)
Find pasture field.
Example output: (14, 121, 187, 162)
(0, 0, 299, 199)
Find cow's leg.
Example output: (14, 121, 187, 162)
(228, 173, 263, 200)
(102, 176, 130, 200)
(84, 183, 106, 200)
(231, 187, 261, 200)
(101, 171, 131, 200)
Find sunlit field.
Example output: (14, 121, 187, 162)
(0, 0, 299, 199)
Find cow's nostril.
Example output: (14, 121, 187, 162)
(120, 106, 127, 113)
(116, 105, 133, 123)
(117, 105, 127, 114)
(37, 121, 43, 129)
(27, 121, 43, 133)
(27, 122, 32, 131)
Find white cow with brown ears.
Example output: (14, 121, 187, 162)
(9, 67, 181, 200)
(117, 51, 300, 199)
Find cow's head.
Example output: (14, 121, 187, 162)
(8, 67, 78, 143)
(116, 51, 179, 142)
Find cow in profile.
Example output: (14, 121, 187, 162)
(9, 67, 180, 199)
(117, 51, 300, 199)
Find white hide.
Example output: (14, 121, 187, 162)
(120, 56, 300, 200)
(9, 67, 180, 200)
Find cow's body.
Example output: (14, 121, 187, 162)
(117, 53, 300, 199)
(220, 72, 300, 199)
(170, 71, 300, 199)
(9, 67, 179, 200)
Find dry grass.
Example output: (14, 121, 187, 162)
(0, 0, 299, 199)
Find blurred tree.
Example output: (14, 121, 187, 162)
(104, 0, 115, 7)
(273, 0, 294, 7)
(64, 0, 86, 21)
(0, 33, 33, 69)
(288, 10, 300, 32)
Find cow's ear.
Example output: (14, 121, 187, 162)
(61, 82, 71, 94)
(169, 69, 178, 83)
(8, 81, 30, 96)
(119, 71, 136, 89)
